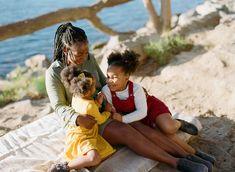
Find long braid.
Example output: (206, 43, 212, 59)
(53, 22, 88, 63)
(53, 23, 71, 62)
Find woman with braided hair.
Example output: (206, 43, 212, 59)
(46, 22, 210, 172)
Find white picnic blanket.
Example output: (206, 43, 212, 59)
(0, 112, 202, 172)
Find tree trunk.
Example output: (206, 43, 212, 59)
(161, 0, 172, 33)
(142, 0, 161, 33)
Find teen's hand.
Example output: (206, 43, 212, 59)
(76, 115, 96, 129)
(112, 112, 122, 122)
(111, 105, 116, 113)
(96, 92, 105, 105)
(104, 102, 114, 112)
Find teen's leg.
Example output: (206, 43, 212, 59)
(130, 121, 188, 157)
(102, 121, 209, 172)
(155, 113, 195, 154)
(68, 149, 101, 170)
(155, 113, 180, 134)
(102, 121, 178, 167)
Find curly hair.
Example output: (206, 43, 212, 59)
(60, 65, 93, 97)
(107, 50, 139, 74)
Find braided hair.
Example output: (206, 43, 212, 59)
(107, 50, 139, 75)
(60, 65, 93, 97)
(53, 22, 88, 63)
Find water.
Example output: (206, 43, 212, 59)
(0, 0, 203, 78)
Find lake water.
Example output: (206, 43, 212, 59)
(0, 0, 203, 77)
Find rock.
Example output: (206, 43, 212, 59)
(210, 0, 235, 13)
(173, 0, 231, 36)
(173, 11, 220, 36)
(171, 15, 179, 29)
(196, 1, 222, 16)
(6, 66, 28, 80)
(228, 1, 235, 13)
(99, 32, 160, 73)
(6, 54, 49, 80)
(25, 54, 50, 69)
(143, 20, 158, 32)
(178, 9, 198, 26)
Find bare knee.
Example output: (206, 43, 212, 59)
(159, 123, 178, 135)
(87, 150, 101, 166)
(155, 114, 179, 135)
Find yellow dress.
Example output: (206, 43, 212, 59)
(64, 97, 116, 161)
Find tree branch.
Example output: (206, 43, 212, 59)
(92, 0, 132, 11)
(0, 0, 132, 41)
(88, 14, 134, 36)
(142, 0, 161, 33)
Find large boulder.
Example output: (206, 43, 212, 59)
(25, 54, 50, 69)
(99, 31, 160, 73)
(7, 54, 50, 80)
(172, 1, 225, 36)
(196, 1, 225, 16)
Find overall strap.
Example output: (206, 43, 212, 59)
(128, 81, 134, 97)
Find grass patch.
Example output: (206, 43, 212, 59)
(0, 89, 17, 107)
(144, 35, 193, 66)
(0, 68, 47, 107)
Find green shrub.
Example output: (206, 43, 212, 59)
(144, 35, 193, 66)
(28, 75, 47, 97)
(0, 68, 47, 107)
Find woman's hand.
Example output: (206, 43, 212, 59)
(112, 112, 122, 122)
(96, 92, 105, 105)
(76, 115, 97, 129)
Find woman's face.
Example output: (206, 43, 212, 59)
(106, 65, 129, 92)
(65, 42, 89, 65)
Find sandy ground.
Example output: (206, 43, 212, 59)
(138, 18, 235, 172)
(1, 9, 235, 172)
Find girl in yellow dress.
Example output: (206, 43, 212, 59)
(50, 65, 115, 172)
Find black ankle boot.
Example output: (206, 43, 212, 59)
(177, 158, 208, 172)
(186, 154, 213, 172)
(177, 119, 199, 135)
(195, 149, 216, 165)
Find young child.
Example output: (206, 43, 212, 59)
(102, 50, 215, 171)
(49, 65, 115, 172)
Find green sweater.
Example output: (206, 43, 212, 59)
(45, 54, 106, 128)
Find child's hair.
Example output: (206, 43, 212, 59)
(60, 65, 94, 97)
(107, 50, 139, 74)
(53, 22, 88, 63)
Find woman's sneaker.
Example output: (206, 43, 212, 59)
(186, 154, 213, 172)
(195, 149, 216, 165)
(48, 162, 70, 172)
(177, 158, 208, 172)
